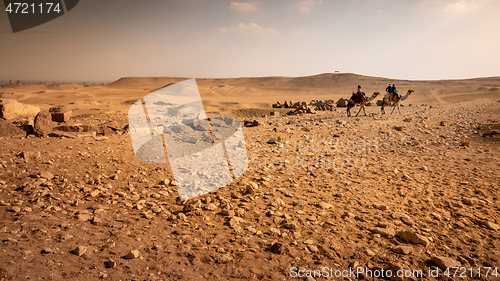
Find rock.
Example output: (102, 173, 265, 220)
(337, 98, 348, 107)
(368, 227, 396, 238)
(431, 255, 461, 270)
(70, 246, 87, 257)
(33, 111, 54, 137)
(41, 248, 54, 254)
(373, 204, 388, 210)
(307, 245, 319, 253)
(397, 231, 430, 246)
(462, 198, 477, 206)
(8, 206, 21, 213)
(401, 217, 414, 226)
(19, 151, 41, 161)
(393, 126, 404, 131)
(39, 171, 54, 179)
(104, 259, 117, 268)
(220, 209, 235, 216)
(484, 221, 499, 230)
(244, 120, 260, 127)
(392, 245, 412, 255)
(204, 203, 217, 211)
(0, 99, 40, 120)
(122, 250, 140, 259)
(214, 253, 232, 263)
(77, 213, 92, 222)
(269, 242, 286, 254)
(391, 212, 409, 220)
(317, 202, 332, 209)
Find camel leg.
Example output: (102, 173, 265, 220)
(390, 102, 397, 115)
(381, 104, 385, 115)
(397, 103, 401, 114)
(355, 104, 363, 117)
(363, 104, 367, 116)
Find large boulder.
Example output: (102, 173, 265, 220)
(0, 99, 40, 120)
(337, 98, 348, 107)
(33, 111, 54, 137)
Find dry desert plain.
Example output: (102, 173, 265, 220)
(0, 73, 500, 280)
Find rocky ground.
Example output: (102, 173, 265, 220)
(1, 99, 500, 280)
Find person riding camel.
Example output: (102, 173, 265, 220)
(391, 84, 399, 101)
(350, 85, 366, 103)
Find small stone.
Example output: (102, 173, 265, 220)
(220, 209, 235, 216)
(285, 222, 298, 230)
(41, 248, 54, 254)
(204, 203, 217, 211)
(70, 246, 87, 257)
(373, 204, 388, 210)
(397, 231, 430, 246)
(269, 242, 286, 254)
(462, 198, 477, 205)
(401, 217, 414, 226)
(368, 227, 396, 238)
(214, 253, 232, 263)
(104, 259, 117, 268)
(392, 246, 412, 255)
(40, 171, 54, 179)
(307, 245, 319, 253)
(431, 255, 461, 270)
(77, 214, 92, 222)
(317, 202, 332, 209)
(485, 221, 499, 230)
(8, 206, 21, 213)
(122, 250, 140, 259)
(365, 249, 376, 256)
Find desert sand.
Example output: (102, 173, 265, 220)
(0, 73, 499, 280)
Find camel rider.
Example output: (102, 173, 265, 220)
(392, 84, 399, 101)
(351, 85, 366, 103)
(385, 83, 392, 94)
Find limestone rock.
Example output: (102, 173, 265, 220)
(33, 111, 54, 137)
(0, 99, 40, 120)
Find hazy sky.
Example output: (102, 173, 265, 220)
(1, 0, 499, 82)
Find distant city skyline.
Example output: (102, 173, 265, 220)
(1, 0, 499, 82)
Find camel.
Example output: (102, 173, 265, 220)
(381, 89, 414, 115)
(347, 92, 380, 117)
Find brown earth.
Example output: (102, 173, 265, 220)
(0, 73, 500, 280)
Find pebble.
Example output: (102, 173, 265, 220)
(396, 231, 430, 246)
(392, 245, 412, 255)
(307, 245, 319, 253)
(317, 202, 332, 209)
(40, 171, 54, 179)
(431, 255, 461, 269)
(70, 246, 87, 257)
(368, 227, 396, 238)
(122, 250, 140, 259)
(104, 259, 117, 268)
